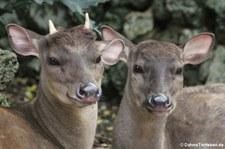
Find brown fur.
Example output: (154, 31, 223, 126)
(49, 26, 96, 52)
(167, 84, 225, 149)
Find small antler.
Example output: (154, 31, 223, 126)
(49, 20, 57, 34)
(84, 13, 91, 30)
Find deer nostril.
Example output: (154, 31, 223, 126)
(165, 98, 172, 108)
(76, 83, 101, 100)
(76, 87, 85, 99)
(148, 93, 171, 108)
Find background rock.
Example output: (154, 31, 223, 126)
(0, 49, 19, 90)
(0, 48, 19, 107)
(123, 9, 154, 40)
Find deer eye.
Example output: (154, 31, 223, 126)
(48, 57, 60, 66)
(133, 65, 143, 74)
(175, 68, 182, 75)
(95, 56, 101, 64)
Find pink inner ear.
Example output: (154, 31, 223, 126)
(183, 34, 214, 65)
(8, 25, 38, 56)
(184, 35, 213, 51)
(9, 26, 30, 46)
(11, 27, 26, 38)
(102, 28, 117, 41)
(102, 40, 124, 65)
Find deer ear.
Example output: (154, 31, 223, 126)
(181, 33, 215, 65)
(101, 26, 119, 41)
(7, 24, 41, 57)
(96, 39, 124, 65)
(101, 26, 134, 62)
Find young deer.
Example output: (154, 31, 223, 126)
(100, 26, 214, 149)
(0, 14, 124, 149)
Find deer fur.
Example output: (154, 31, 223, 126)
(167, 83, 225, 149)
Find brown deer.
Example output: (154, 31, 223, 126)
(167, 84, 225, 148)
(0, 14, 124, 149)
(100, 26, 215, 149)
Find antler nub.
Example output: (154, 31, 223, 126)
(84, 13, 91, 30)
(49, 20, 57, 34)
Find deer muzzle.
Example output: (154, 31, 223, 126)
(146, 93, 172, 114)
(76, 83, 102, 103)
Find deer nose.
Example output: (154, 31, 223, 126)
(148, 93, 171, 108)
(76, 83, 102, 100)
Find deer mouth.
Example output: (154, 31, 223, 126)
(145, 104, 172, 116)
(152, 106, 168, 112)
(78, 97, 100, 103)
(67, 92, 100, 104)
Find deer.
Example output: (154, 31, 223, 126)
(100, 26, 216, 149)
(166, 83, 225, 148)
(0, 14, 124, 149)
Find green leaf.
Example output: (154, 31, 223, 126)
(0, 2, 13, 15)
(12, 0, 32, 9)
(60, 0, 109, 14)
(60, 0, 83, 14)
(25, 90, 34, 101)
(44, 0, 54, 5)
(77, 0, 109, 9)
(33, 0, 54, 5)
(33, 0, 43, 4)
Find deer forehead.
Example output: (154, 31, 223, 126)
(135, 40, 182, 62)
(46, 25, 97, 53)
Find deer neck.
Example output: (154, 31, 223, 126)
(123, 85, 168, 149)
(31, 84, 98, 149)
